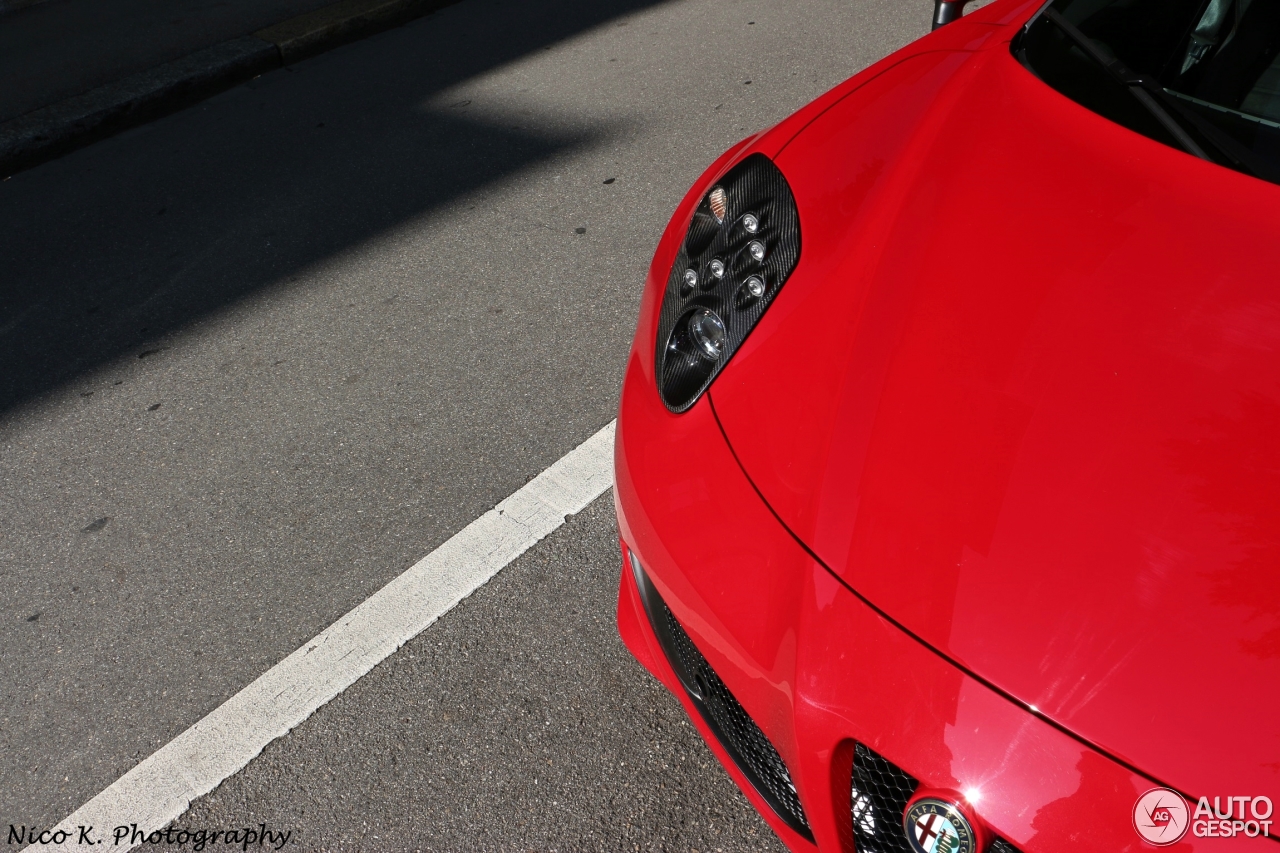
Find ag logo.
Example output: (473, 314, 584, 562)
(904, 798, 976, 853)
(1133, 788, 1190, 845)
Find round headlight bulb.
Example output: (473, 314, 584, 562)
(682, 268, 698, 292)
(708, 258, 726, 279)
(747, 240, 766, 262)
(688, 308, 727, 361)
(742, 213, 760, 234)
(742, 275, 766, 300)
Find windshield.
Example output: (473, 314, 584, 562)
(1018, 0, 1280, 185)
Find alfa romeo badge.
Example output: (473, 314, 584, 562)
(904, 798, 977, 853)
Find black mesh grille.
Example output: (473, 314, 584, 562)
(850, 743, 1027, 853)
(629, 555, 812, 840)
(851, 742, 919, 853)
(661, 602, 812, 839)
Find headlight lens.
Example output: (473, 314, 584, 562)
(688, 308, 727, 360)
(655, 153, 801, 411)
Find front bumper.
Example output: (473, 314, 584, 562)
(613, 352, 1263, 853)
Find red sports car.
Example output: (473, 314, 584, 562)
(612, 0, 1280, 850)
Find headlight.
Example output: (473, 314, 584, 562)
(655, 153, 801, 411)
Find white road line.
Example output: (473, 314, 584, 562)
(29, 420, 616, 853)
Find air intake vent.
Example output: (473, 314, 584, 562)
(629, 554, 812, 840)
(661, 604, 811, 838)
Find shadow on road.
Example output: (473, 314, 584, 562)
(0, 0, 666, 417)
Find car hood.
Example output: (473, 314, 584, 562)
(711, 42, 1280, 798)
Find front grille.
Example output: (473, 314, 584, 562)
(628, 553, 812, 840)
(989, 840, 1024, 853)
(851, 743, 1026, 853)
(851, 742, 919, 853)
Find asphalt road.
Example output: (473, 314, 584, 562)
(180, 496, 785, 851)
(1, 0, 930, 845)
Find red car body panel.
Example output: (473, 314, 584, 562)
(712, 19, 1280, 800)
(614, 375, 1172, 853)
(615, 0, 1280, 848)
(614, 373, 1273, 852)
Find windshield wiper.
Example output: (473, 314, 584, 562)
(1041, 8, 1212, 161)
(1155, 90, 1280, 182)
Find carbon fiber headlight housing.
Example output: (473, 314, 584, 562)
(655, 153, 801, 412)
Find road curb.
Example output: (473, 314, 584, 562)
(0, 37, 277, 177)
(0, 0, 460, 177)
(257, 0, 458, 64)
(0, 0, 54, 14)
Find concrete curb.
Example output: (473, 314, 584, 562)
(0, 37, 277, 176)
(258, 0, 458, 64)
(0, 0, 460, 176)
(0, 0, 53, 14)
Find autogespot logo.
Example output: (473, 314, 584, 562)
(1134, 788, 1275, 844)
(1134, 789, 1190, 845)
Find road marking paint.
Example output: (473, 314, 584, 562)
(30, 420, 616, 853)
